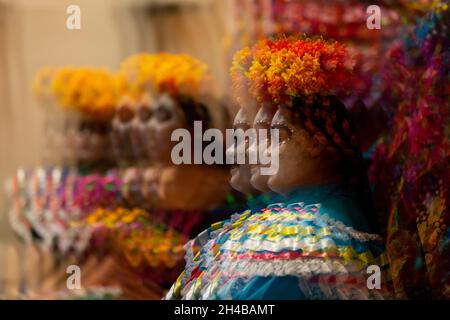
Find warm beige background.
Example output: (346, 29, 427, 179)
(0, 0, 230, 295)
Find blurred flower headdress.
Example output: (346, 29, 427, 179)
(33, 66, 121, 121)
(119, 53, 212, 98)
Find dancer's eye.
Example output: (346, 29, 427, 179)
(271, 123, 292, 142)
(138, 107, 153, 122)
(155, 106, 172, 122)
(255, 121, 271, 140)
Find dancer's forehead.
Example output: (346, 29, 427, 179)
(233, 108, 251, 126)
(155, 93, 176, 107)
(238, 99, 259, 121)
(254, 103, 277, 124)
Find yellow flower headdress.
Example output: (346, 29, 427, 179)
(119, 53, 211, 98)
(230, 36, 355, 106)
(54, 67, 120, 120)
(32, 67, 56, 106)
(34, 66, 121, 121)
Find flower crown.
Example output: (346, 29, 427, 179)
(119, 53, 210, 98)
(34, 67, 121, 121)
(230, 36, 355, 106)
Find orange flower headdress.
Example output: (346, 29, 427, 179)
(230, 36, 355, 106)
(231, 37, 362, 159)
(119, 53, 212, 99)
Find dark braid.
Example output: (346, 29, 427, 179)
(292, 94, 380, 233)
(292, 94, 360, 160)
(173, 95, 212, 131)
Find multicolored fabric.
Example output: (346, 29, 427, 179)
(166, 185, 391, 300)
(369, 2, 450, 299)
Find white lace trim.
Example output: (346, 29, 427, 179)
(183, 262, 389, 300)
(180, 254, 391, 299)
(220, 234, 375, 254)
(219, 257, 365, 278)
(215, 204, 381, 244)
(318, 213, 381, 242)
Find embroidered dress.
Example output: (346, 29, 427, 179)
(166, 184, 391, 300)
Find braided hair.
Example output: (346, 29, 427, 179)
(291, 94, 380, 233)
(172, 94, 212, 132)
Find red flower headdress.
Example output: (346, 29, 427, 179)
(230, 36, 355, 106)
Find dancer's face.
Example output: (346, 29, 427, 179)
(147, 93, 186, 165)
(117, 104, 135, 123)
(74, 123, 109, 163)
(268, 105, 324, 194)
(136, 94, 153, 123)
(227, 108, 255, 193)
(249, 103, 276, 193)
